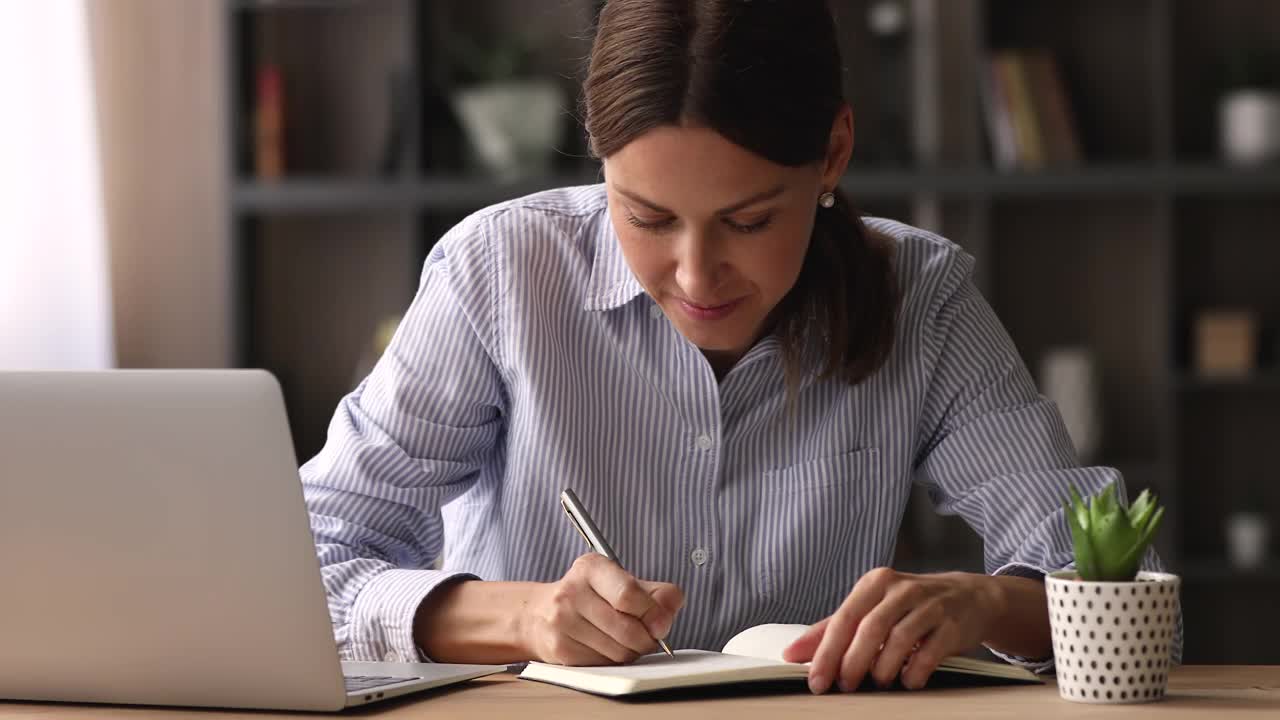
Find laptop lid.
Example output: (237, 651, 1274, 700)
(0, 370, 351, 711)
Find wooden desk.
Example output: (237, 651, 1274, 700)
(1, 666, 1276, 718)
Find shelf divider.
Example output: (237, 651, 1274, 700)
(231, 166, 1280, 214)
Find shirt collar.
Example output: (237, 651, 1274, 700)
(582, 215, 646, 312)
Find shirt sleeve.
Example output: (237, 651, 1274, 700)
(911, 250, 1183, 673)
(299, 215, 506, 662)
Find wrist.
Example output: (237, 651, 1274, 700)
(412, 577, 472, 658)
(512, 582, 542, 659)
(977, 572, 1053, 659)
(966, 572, 1009, 635)
(413, 580, 538, 663)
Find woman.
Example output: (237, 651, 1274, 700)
(300, 0, 1178, 694)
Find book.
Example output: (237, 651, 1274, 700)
(518, 623, 1044, 698)
(994, 52, 1045, 170)
(981, 49, 1082, 171)
(253, 63, 285, 180)
(1023, 50, 1082, 167)
(978, 56, 1019, 171)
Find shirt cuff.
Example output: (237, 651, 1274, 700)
(983, 561, 1058, 674)
(347, 568, 479, 662)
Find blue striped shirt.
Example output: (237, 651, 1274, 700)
(299, 184, 1180, 671)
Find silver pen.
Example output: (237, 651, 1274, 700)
(560, 488, 676, 658)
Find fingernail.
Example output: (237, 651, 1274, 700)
(809, 674, 827, 694)
(836, 678, 850, 693)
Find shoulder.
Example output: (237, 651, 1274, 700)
(427, 184, 608, 278)
(435, 184, 608, 253)
(862, 216, 976, 314)
(857, 218, 985, 372)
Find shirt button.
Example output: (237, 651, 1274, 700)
(696, 433, 714, 450)
(383, 651, 398, 662)
(691, 548, 709, 566)
(649, 304, 663, 319)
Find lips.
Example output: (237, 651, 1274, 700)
(677, 297, 742, 322)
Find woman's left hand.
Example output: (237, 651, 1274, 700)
(782, 567, 1004, 693)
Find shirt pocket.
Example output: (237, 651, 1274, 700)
(751, 448, 889, 615)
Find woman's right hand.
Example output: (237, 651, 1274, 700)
(520, 553, 684, 665)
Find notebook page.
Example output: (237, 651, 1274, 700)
(559, 649, 791, 679)
(519, 649, 809, 695)
(721, 623, 811, 662)
(720, 625, 1040, 685)
(938, 655, 1041, 680)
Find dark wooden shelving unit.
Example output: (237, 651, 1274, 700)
(1181, 559, 1280, 583)
(224, 0, 1279, 663)
(1176, 373, 1280, 392)
(233, 166, 1280, 214)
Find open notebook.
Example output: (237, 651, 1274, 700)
(519, 623, 1043, 697)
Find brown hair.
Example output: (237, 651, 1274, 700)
(583, 0, 900, 386)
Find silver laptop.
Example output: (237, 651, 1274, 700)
(0, 370, 504, 711)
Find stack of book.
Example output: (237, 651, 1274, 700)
(979, 49, 1082, 171)
(254, 63, 285, 180)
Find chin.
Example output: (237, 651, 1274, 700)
(677, 327, 751, 355)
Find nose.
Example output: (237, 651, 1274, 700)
(673, 229, 725, 303)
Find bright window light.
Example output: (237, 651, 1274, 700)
(0, 0, 114, 369)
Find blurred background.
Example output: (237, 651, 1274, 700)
(2, 0, 1277, 664)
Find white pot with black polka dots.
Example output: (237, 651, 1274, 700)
(1045, 570, 1180, 704)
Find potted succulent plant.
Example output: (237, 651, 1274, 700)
(446, 32, 567, 181)
(1045, 481, 1179, 704)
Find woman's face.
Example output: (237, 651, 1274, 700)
(604, 113, 850, 371)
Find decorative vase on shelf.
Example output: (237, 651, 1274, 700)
(1216, 48, 1280, 166)
(451, 79, 566, 181)
(444, 31, 568, 181)
(1225, 510, 1270, 571)
(1040, 347, 1101, 464)
(1220, 89, 1280, 166)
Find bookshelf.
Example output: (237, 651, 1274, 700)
(224, 0, 1280, 663)
(232, 167, 1280, 214)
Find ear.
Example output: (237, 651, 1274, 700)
(820, 103, 854, 190)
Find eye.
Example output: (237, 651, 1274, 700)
(625, 213, 677, 232)
(724, 215, 773, 234)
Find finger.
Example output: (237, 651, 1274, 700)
(546, 630, 617, 667)
(900, 622, 958, 690)
(808, 568, 895, 693)
(837, 586, 919, 691)
(865, 600, 943, 689)
(562, 606, 642, 665)
(640, 579, 685, 612)
(578, 588, 659, 656)
(637, 580, 683, 639)
(782, 617, 830, 663)
(585, 557, 659, 620)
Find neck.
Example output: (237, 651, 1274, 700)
(700, 316, 781, 381)
(701, 349, 739, 381)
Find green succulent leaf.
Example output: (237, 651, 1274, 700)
(1069, 486, 1091, 533)
(1065, 494, 1099, 580)
(1128, 489, 1153, 526)
(1065, 480, 1165, 582)
(1116, 507, 1164, 574)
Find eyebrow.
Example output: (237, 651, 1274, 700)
(614, 184, 786, 216)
